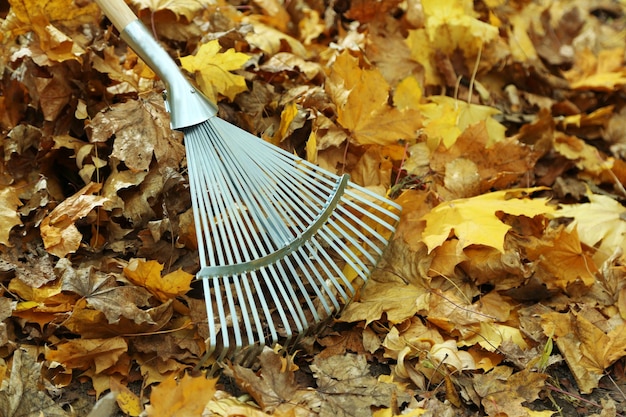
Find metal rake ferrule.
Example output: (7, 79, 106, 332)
(121, 20, 218, 129)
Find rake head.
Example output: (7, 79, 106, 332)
(184, 118, 401, 367)
(111, 17, 401, 369)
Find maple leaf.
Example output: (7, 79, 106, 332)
(524, 226, 598, 290)
(180, 40, 249, 103)
(0, 349, 68, 417)
(0, 186, 22, 247)
(327, 51, 422, 146)
(123, 259, 192, 302)
(554, 190, 626, 264)
(144, 372, 218, 417)
(226, 347, 304, 413)
(421, 187, 555, 253)
(542, 310, 626, 393)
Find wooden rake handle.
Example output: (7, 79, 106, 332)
(93, 0, 139, 32)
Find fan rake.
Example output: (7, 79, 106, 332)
(94, 0, 402, 367)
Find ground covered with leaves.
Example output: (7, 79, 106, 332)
(2, 0, 626, 416)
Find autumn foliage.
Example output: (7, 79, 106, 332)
(2, 0, 626, 416)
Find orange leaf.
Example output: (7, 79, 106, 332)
(145, 372, 218, 417)
(124, 259, 193, 302)
(45, 337, 128, 374)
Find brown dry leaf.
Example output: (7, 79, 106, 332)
(311, 353, 410, 416)
(40, 182, 108, 258)
(89, 100, 159, 172)
(0, 348, 68, 417)
(123, 259, 192, 302)
(131, 0, 213, 21)
(225, 347, 315, 414)
(327, 51, 422, 146)
(144, 372, 218, 417)
(0, 185, 22, 246)
(542, 311, 626, 393)
(473, 366, 547, 417)
(58, 260, 157, 325)
(344, 0, 403, 23)
(430, 121, 539, 195)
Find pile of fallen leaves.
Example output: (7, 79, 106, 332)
(2, 0, 626, 415)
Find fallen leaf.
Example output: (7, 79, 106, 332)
(327, 51, 422, 146)
(123, 259, 192, 302)
(180, 40, 249, 103)
(421, 187, 555, 253)
(311, 353, 410, 416)
(40, 182, 108, 258)
(473, 366, 547, 417)
(0, 348, 68, 417)
(553, 190, 626, 264)
(144, 372, 218, 417)
(0, 186, 22, 246)
(45, 337, 128, 374)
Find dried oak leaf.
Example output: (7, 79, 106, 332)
(144, 372, 217, 417)
(327, 51, 422, 146)
(311, 353, 410, 417)
(0, 348, 68, 417)
(40, 182, 108, 258)
(473, 366, 547, 417)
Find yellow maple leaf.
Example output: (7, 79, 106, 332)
(180, 40, 249, 103)
(123, 259, 192, 302)
(0, 185, 22, 247)
(421, 187, 555, 253)
(145, 372, 218, 417)
(327, 52, 421, 146)
(554, 190, 626, 265)
(45, 337, 128, 374)
(424, 96, 506, 148)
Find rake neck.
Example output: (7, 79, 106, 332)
(120, 20, 218, 130)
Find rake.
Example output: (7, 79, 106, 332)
(94, 0, 402, 366)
